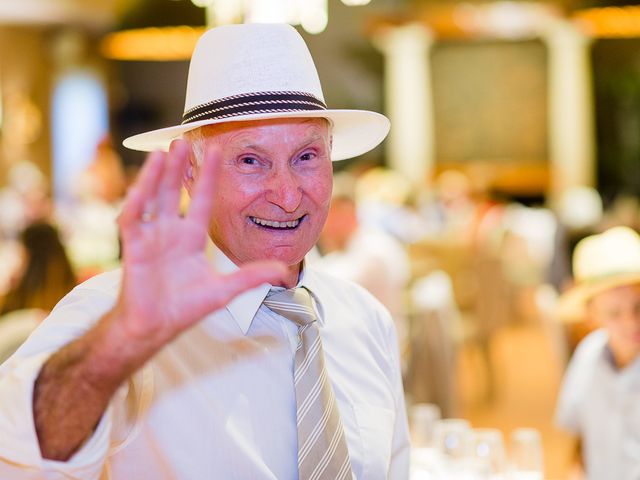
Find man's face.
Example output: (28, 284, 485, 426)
(188, 118, 332, 275)
(588, 283, 640, 356)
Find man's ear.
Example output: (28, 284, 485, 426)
(182, 150, 197, 194)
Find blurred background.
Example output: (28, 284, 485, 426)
(0, 0, 639, 478)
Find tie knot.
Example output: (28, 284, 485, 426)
(263, 287, 317, 327)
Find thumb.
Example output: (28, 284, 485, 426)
(216, 261, 289, 305)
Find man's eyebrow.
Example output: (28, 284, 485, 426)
(233, 132, 328, 152)
(239, 143, 269, 154)
(298, 133, 327, 146)
(224, 131, 268, 153)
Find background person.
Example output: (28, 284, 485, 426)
(0, 221, 76, 366)
(0, 222, 76, 316)
(555, 226, 640, 480)
(316, 171, 411, 364)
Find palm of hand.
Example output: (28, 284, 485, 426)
(116, 141, 286, 348)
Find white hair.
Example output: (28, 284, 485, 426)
(183, 128, 206, 166)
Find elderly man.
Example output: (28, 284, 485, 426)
(0, 23, 410, 479)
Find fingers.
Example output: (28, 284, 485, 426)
(157, 139, 190, 216)
(216, 261, 289, 305)
(187, 145, 220, 227)
(119, 150, 166, 229)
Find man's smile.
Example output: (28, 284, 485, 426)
(249, 215, 305, 230)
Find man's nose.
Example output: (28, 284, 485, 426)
(265, 167, 303, 213)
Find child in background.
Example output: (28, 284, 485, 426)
(555, 226, 640, 480)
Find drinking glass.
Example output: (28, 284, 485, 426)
(509, 428, 544, 480)
(409, 403, 442, 448)
(468, 428, 507, 478)
(409, 404, 443, 479)
(433, 418, 472, 459)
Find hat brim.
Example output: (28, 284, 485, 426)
(122, 109, 390, 162)
(557, 273, 640, 322)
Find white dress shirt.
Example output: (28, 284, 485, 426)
(555, 329, 640, 480)
(0, 251, 410, 479)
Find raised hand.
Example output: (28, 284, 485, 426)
(34, 140, 287, 461)
(113, 139, 287, 351)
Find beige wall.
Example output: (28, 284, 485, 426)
(0, 26, 53, 185)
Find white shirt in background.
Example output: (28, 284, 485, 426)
(555, 329, 640, 480)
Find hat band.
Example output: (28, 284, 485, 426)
(182, 91, 327, 125)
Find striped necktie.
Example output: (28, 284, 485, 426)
(264, 287, 352, 480)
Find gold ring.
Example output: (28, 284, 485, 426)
(141, 211, 154, 223)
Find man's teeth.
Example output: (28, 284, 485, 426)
(251, 217, 300, 228)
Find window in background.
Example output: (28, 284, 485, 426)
(51, 71, 108, 202)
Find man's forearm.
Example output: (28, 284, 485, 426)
(33, 308, 151, 461)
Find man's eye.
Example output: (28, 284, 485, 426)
(240, 156, 258, 165)
(299, 152, 315, 161)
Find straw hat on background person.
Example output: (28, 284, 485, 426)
(558, 226, 640, 322)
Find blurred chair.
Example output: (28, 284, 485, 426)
(534, 283, 569, 368)
(405, 270, 459, 417)
(407, 238, 514, 403)
(471, 248, 513, 401)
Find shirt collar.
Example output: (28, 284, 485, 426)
(210, 243, 324, 335)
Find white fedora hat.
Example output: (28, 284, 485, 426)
(123, 23, 390, 161)
(558, 226, 640, 322)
